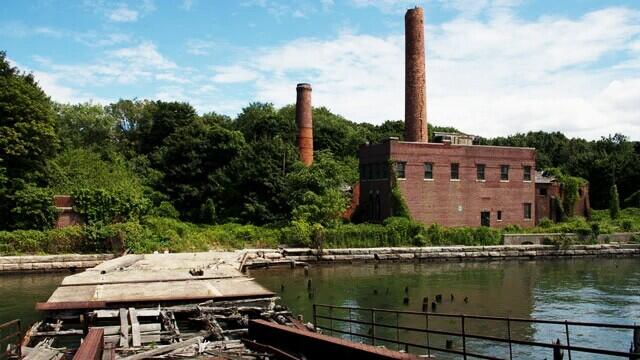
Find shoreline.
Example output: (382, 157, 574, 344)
(1, 243, 638, 274)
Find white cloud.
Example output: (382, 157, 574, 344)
(186, 39, 216, 55)
(181, 0, 194, 10)
(211, 5, 640, 140)
(108, 5, 139, 22)
(212, 65, 259, 83)
(110, 42, 176, 70)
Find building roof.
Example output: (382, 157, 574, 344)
(535, 170, 556, 184)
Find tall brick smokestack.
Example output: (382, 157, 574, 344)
(404, 6, 428, 142)
(296, 83, 313, 166)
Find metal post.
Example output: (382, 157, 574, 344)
(565, 321, 572, 360)
(396, 311, 400, 351)
(16, 319, 21, 358)
(507, 317, 513, 360)
(371, 309, 376, 346)
(330, 306, 333, 337)
(313, 304, 317, 328)
(426, 313, 431, 357)
(462, 315, 467, 360)
(349, 308, 353, 341)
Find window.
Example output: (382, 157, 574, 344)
(424, 163, 433, 179)
(476, 164, 485, 180)
(523, 165, 532, 181)
(480, 211, 490, 227)
(450, 163, 459, 180)
(497, 211, 502, 221)
(524, 203, 532, 220)
(500, 165, 510, 181)
(395, 161, 406, 179)
(539, 188, 547, 196)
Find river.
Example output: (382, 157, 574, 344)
(1, 258, 638, 359)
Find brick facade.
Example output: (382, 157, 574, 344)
(535, 181, 590, 223)
(359, 139, 537, 228)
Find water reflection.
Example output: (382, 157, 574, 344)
(251, 258, 640, 359)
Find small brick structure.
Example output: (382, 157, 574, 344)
(535, 172, 591, 223)
(53, 195, 84, 229)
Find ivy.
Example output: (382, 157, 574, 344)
(544, 168, 587, 218)
(389, 160, 411, 219)
(72, 188, 151, 225)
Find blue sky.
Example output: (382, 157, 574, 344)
(1, 0, 639, 140)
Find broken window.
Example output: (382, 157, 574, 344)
(424, 163, 433, 179)
(523, 165, 532, 181)
(524, 203, 532, 219)
(476, 164, 485, 180)
(539, 188, 548, 196)
(501, 165, 510, 181)
(497, 210, 502, 221)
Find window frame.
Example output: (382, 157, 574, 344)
(497, 210, 503, 221)
(476, 164, 486, 181)
(500, 165, 510, 181)
(523, 165, 532, 182)
(524, 203, 532, 220)
(450, 163, 460, 181)
(424, 162, 434, 180)
(395, 161, 407, 179)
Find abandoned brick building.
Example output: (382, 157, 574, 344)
(355, 7, 587, 228)
(293, 7, 589, 228)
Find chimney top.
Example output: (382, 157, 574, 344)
(296, 83, 312, 90)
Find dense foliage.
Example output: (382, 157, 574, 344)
(0, 50, 639, 254)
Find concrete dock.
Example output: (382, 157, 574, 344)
(37, 252, 273, 310)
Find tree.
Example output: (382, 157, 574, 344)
(609, 184, 620, 219)
(0, 51, 58, 229)
(54, 103, 117, 151)
(157, 119, 245, 221)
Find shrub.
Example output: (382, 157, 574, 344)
(151, 201, 180, 219)
(10, 186, 58, 230)
(621, 219, 634, 232)
(538, 218, 553, 228)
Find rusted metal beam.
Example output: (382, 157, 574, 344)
(72, 328, 104, 360)
(36, 301, 107, 311)
(248, 319, 420, 360)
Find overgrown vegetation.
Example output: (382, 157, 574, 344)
(1, 50, 640, 254)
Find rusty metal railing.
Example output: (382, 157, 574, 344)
(0, 320, 22, 360)
(313, 304, 640, 359)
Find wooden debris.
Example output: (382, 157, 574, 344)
(118, 336, 203, 360)
(119, 309, 129, 348)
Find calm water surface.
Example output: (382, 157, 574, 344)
(250, 258, 640, 359)
(0, 258, 638, 359)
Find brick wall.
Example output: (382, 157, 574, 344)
(360, 140, 537, 228)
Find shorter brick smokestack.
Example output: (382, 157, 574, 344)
(296, 83, 313, 166)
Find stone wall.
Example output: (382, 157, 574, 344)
(242, 243, 640, 269)
(503, 232, 639, 245)
(0, 254, 114, 273)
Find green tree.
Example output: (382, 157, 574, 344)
(157, 119, 245, 221)
(609, 184, 620, 220)
(0, 51, 58, 229)
(54, 103, 116, 151)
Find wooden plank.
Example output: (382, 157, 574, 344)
(128, 308, 141, 347)
(92, 309, 159, 318)
(92, 324, 160, 336)
(72, 328, 104, 360)
(118, 309, 129, 348)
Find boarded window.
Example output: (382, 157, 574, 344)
(424, 163, 433, 179)
(476, 164, 485, 180)
(451, 163, 459, 180)
(501, 165, 510, 181)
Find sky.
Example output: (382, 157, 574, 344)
(1, 0, 639, 140)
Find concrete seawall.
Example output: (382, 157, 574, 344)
(241, 243, 640, 269)
(0, 254, 115, 273)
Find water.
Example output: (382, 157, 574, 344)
(0, 259, 638, 358)
(250, 258, 640, 359)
